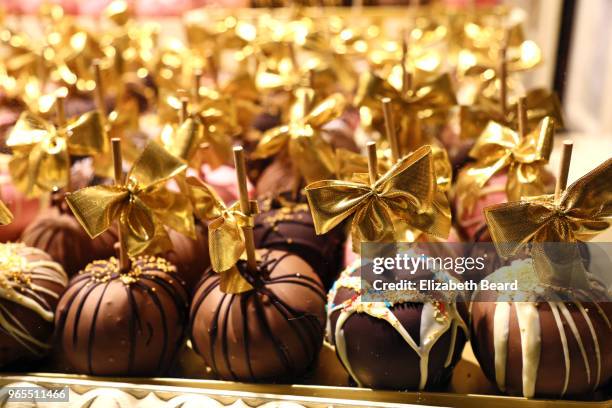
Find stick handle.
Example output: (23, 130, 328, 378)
(381, 98, 400, 163)
(93, 60, 106, 116)
(367, 141, 378, 185)
(554, 141, 573, 203)
(401, 32, 411, 96)
(193, 69, 203, 103)
(111, 138, 130, 272)
(499, 31, 509, 117)
(517, 96, 527, 138)
(180, 97, 189, 123)
(55, 95, 66, 127)
(233, 146, 258, 273)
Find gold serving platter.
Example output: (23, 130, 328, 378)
(0, 373, 609, 408)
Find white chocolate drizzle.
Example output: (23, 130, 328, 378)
(333, 282, 467, 390)
(0, 243, 67, 355)
(479, 260, 610, 398)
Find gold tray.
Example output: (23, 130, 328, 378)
(0, 373, 610, 408)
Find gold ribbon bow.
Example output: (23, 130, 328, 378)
(484, 158, 612, 289)
(159, 89, 238, 169)
(306, 146, 437, 252)
(355, 71, 456, 152)
(7, 110, 107, 197)
(335, 143, 452, 241)
(460, 88, 564, 140)
(455, 116, 554, 215)
(66, 141, 194, 256)
(0, 200, 13, 225)
(252, 88, 346, 183)
(182, 176, 254, 294)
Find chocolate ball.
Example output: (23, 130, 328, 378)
(470, 260, 612, 398)
(55, 256, 189, 376)
(164, 224, 210, 291)
(329, 262, 468, 390)
(253, 200, 345, 290)
(189, 249, 326, 382)
(21, 207, 117, 276)
(0, 243, 68, 367)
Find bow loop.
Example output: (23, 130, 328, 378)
(456, 116, 555, 214)
(484, 159, 612, 288)
(7, 110, 108, 196)
(306, 145, 436, 252)
(66, 141, 193, 256)
(252, 89, 345, 183)
(182, 176, 253, 293)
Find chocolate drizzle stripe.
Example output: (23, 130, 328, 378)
(253, 293, 295, 376)
(208, 292, 227, 375)
(240, 294, 255, 381)
(71, 282, 101, 346)
(134, 282, 169, 372)
(87, 282, 110, 374)
(125, 284, 140, 374)
(221, 294, 238, 380)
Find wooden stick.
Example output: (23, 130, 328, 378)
(207, 53, 219, 88)
(401, 31, 412, 96)
(499, 31, 509, 118)
(367, 141, 378, 185)
(55, 95, 66, 127)
(517, 96, 527, 138)
(93, 60, 106, 116)
(381, 97, 400, 163)
(554, 141, 573, 203)
(56, 94, 71, 192)
(180, 97, 189, 124)
(233, 146, 258, 273)
(193, 69, 203, 103)
(111, 138, 130, 273)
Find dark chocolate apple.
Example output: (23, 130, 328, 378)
(328, 261, 468, 390)
(55, 255, 188, 376)
(0, 243, 67, 367)
(22, 206, 118, 277)
(189, 249, 326, 382)
(253, 198, 345, 290)
(470, 259, 612, 398)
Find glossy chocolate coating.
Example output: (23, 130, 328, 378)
(55, 256, 188, 376)
(253, 200, 345, 290)
(0, 243, 67, 367)
(189, 249, 326, 382)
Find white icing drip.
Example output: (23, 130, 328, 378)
(0, 286, 54, 321)
(593, 303, 611, 329)
(549, 303, 570, 396)
(0, 243, 67, 356)
(334, 300, 466, 390)
(334, 309, 363, 387)
(493, 302, 510, 392)
(515, 302, 541, 399)
(558, 303, 590, 385)
(576, 302, 601, 389)
(0, 304, 50, 354)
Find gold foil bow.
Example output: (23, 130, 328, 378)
(252, 88, 346, 183)
(306, 145, 438, 252)
(0, 200, 13, 225)
(355, 71, 456, 152)
(460, 88, 564, 140)
(159, 89, 238, 169)
(335, 143, 452, 241)
(182, 176, 253, 293)
(484, 158, 612, 289)
(7, 110, 107, 197)
(455, 116, 554, 215)
(66, 141, 195, 256)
